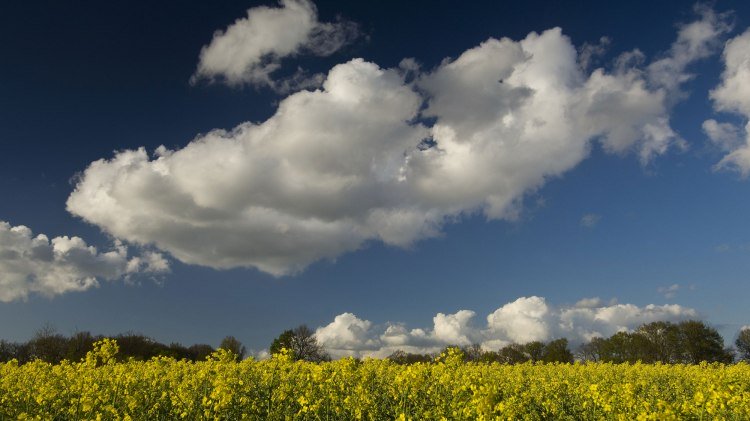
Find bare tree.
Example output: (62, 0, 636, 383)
(461, 343, 485, 362)
(27, 324, 68, 363)
(270, 325, 329, 362)
(219, 336, 246, 361)
(736, 327, 750, 361)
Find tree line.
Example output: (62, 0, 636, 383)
(0, 325, 246, 364)
(384, 320, 750, 365)
(268, 320, 750, 365)
(2, 320, 749, 365)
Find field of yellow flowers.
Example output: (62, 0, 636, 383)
(1, 339, 749, 420)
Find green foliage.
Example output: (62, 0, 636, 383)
(0, 329, 215, 364)
(269, 330, 295, 356)
(679, 320, 733, 364)
(577, 320, 733, 364)
(497, 343, 529, 364)
(387, 350, 433, 364)
(187, 343, 216, 361)
(542, 338, 574, 363)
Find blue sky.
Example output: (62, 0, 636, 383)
(1, 0, 749, 357)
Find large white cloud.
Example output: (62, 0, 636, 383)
(67, 9, 728, 276)
(193, 0, 358, 90)
(705, 29, 750, 175)
(69, 59, 429, 276)
(0, 221, 168, 302)
(313, 296, 699, 359)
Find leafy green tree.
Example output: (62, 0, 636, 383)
(386, 350, 432, 364)
(576, 337, 608, 362)
(65, 331, 98, 362)
(523, 341, 545, 362)
(270, 330, 295, 356)
(497, 343, 529, 364)
(579, 320, 733, 364)
(477, 350, 501, 363)
(678, 320, 732, 363)
(636, 321, 681, 363)
(497, 340, 572, 364)
(114, 333, 166, 361)
(164, 342, 191, 360)
(594, 332, 653, 363)
(188, 344, 215, 361)
(541, 338, 573, 363)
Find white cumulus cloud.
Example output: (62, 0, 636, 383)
(67, 9, 727, 276)
(193, 0, 358, 90)
(703, 119, 743, 151)
(312, 296, 699, 358)
(433, 310, 477, 346)
(314, 312, 380, 357)
(0, 221, 169, 302)
(711, 29, 750, 116)
(646, 5, 732, 95)
(706, 29, 750, 175)
(485, 296, 551, 345)
(69, 59, 429, 276)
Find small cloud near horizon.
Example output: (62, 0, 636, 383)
(658, 283, 681, 299)
(714, 244, 731, 252)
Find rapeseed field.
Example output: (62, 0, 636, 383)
(1, 340, 748, 420)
